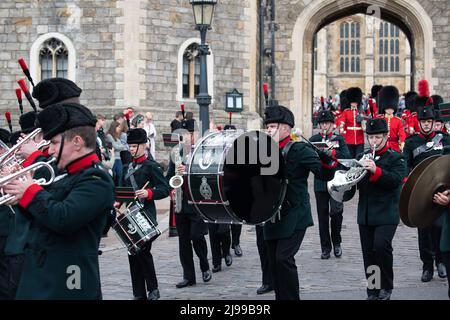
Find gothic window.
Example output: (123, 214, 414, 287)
(182, 43, 200, 99)
(379, 22, 400, 73)
(340, 21, 360, 73)
(38, 38, 68, 80)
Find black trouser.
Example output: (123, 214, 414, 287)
(266, 230, 305, 300)
(359, 224, 397, 294)
(208, 224, 231, 267)
(256, 225, 272, 287)
(0, 237, 24, 300)
(176, 213, 209, 282)
(347, 144, 364, 159)
(315, 191, 343, 254)
(128, 242, 157, 298)
(231, 224, 242, 249)
(442, 252, 450, 299)
(418, 225, 443, 271)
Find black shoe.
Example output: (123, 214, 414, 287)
(421, 269, 433, 282)
(378, 289, 392, 300)
(225, 255, 233, 266)
(202, 270, 212, 282)
(333, 245, 342, 258)
(437, 263, 447, 278)
(147, 289, 160, 300)
(133, 295, 147, 300)
(256, 284, 274, 295)
(321, 252, 331, 259)
(366, 289, 379, 300)
(176, 279, 196, 288)
(234, 245, 243, 257)
(212, 265, 221, 273)
(169, 228, 178, 237)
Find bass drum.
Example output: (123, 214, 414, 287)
(186, 130, 286, 225)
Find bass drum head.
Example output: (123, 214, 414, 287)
(222, 131, 286, 224)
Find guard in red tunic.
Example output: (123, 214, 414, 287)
(368, 85, 383, 118)
(404, 91, 420, 136)
(377, 86, 406, 152)
(338, 87, 365, 158)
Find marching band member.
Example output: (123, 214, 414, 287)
(431, 95, 447, 134)
(433, 190, 450, 299)
(356, 118, 407, 300)
(3, 103, 115, 299)
(402, 91, 419, 136)
(403, 84, 450, 283)
(377, 86, 406, 152)
(338, 87, 365, 158)
(310, 110, 350, 259)
(264, 105, 337, 300)
(122, 128, 170, 300)
(167, 119, 212, 288)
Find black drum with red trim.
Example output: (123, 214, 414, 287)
(186, 130, 286, 225)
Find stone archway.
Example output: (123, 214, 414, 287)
(288, 0, 434, 136)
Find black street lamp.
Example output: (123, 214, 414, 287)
(189, 0, 217, 134)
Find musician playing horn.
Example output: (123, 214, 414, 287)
(263, 105, 337, 300)
(310, 110, 350, 259)
(357, 118, 406, 300)
(3, 103, 115, 299)
(122, 128, 170, 300)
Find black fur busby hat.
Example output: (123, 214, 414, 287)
(371, 85, 383, 100)
(417, 105, 435, 121)
(379, 86, 399, 113)
(19, 111, 38, 134)
(346, 87, 363, 106)
(317, 110, 335, 123)
(431, 95, 444, 122)
(0, 128, 11, 145)
(404, 91, 418, 112)
(264, 105, 295, 128)
(181, 119, 198, 133)
(127, 128, 148, 144)
(36, 103, 96, 140)
(366, 118, 389, 134)
(32, 78, 82, 109)
(340, 90, 349, 110)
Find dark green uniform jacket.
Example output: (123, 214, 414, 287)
(402, 131, 450, 171)
(309, 132, 351, 192)
(5, 150, 54, 256)
(15, 152, 114, 300)
(263, 137, 336, 240)
(357, 145, 406, 226)
(123, 155, 170, 225)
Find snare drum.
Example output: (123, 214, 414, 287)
(186, 130, 286, 225)
(112, 203, 161, 255)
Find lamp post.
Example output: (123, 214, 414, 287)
(189, 0, 217, 135)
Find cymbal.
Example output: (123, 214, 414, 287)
(408, 155, 450, 228)
(399, 155, 440, 227)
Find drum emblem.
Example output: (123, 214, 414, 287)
(127, 223, 137, 235)
(200, 177, 212, 200)
(198, 150, 214, 170)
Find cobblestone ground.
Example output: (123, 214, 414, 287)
(100, 177, 448, 300)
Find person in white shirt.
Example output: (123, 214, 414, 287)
(144, 112, 157, 160)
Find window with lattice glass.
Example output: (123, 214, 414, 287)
(182, 43, 200, 99)
(39, 38, 68, 80)
(378, 22, 400, 72)
(339, 22, 360, 73)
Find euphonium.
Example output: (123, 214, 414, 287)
(0, 158, 56, 205)
(327, 144, 377, 202)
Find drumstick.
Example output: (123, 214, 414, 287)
(134, 181, 150, 201)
